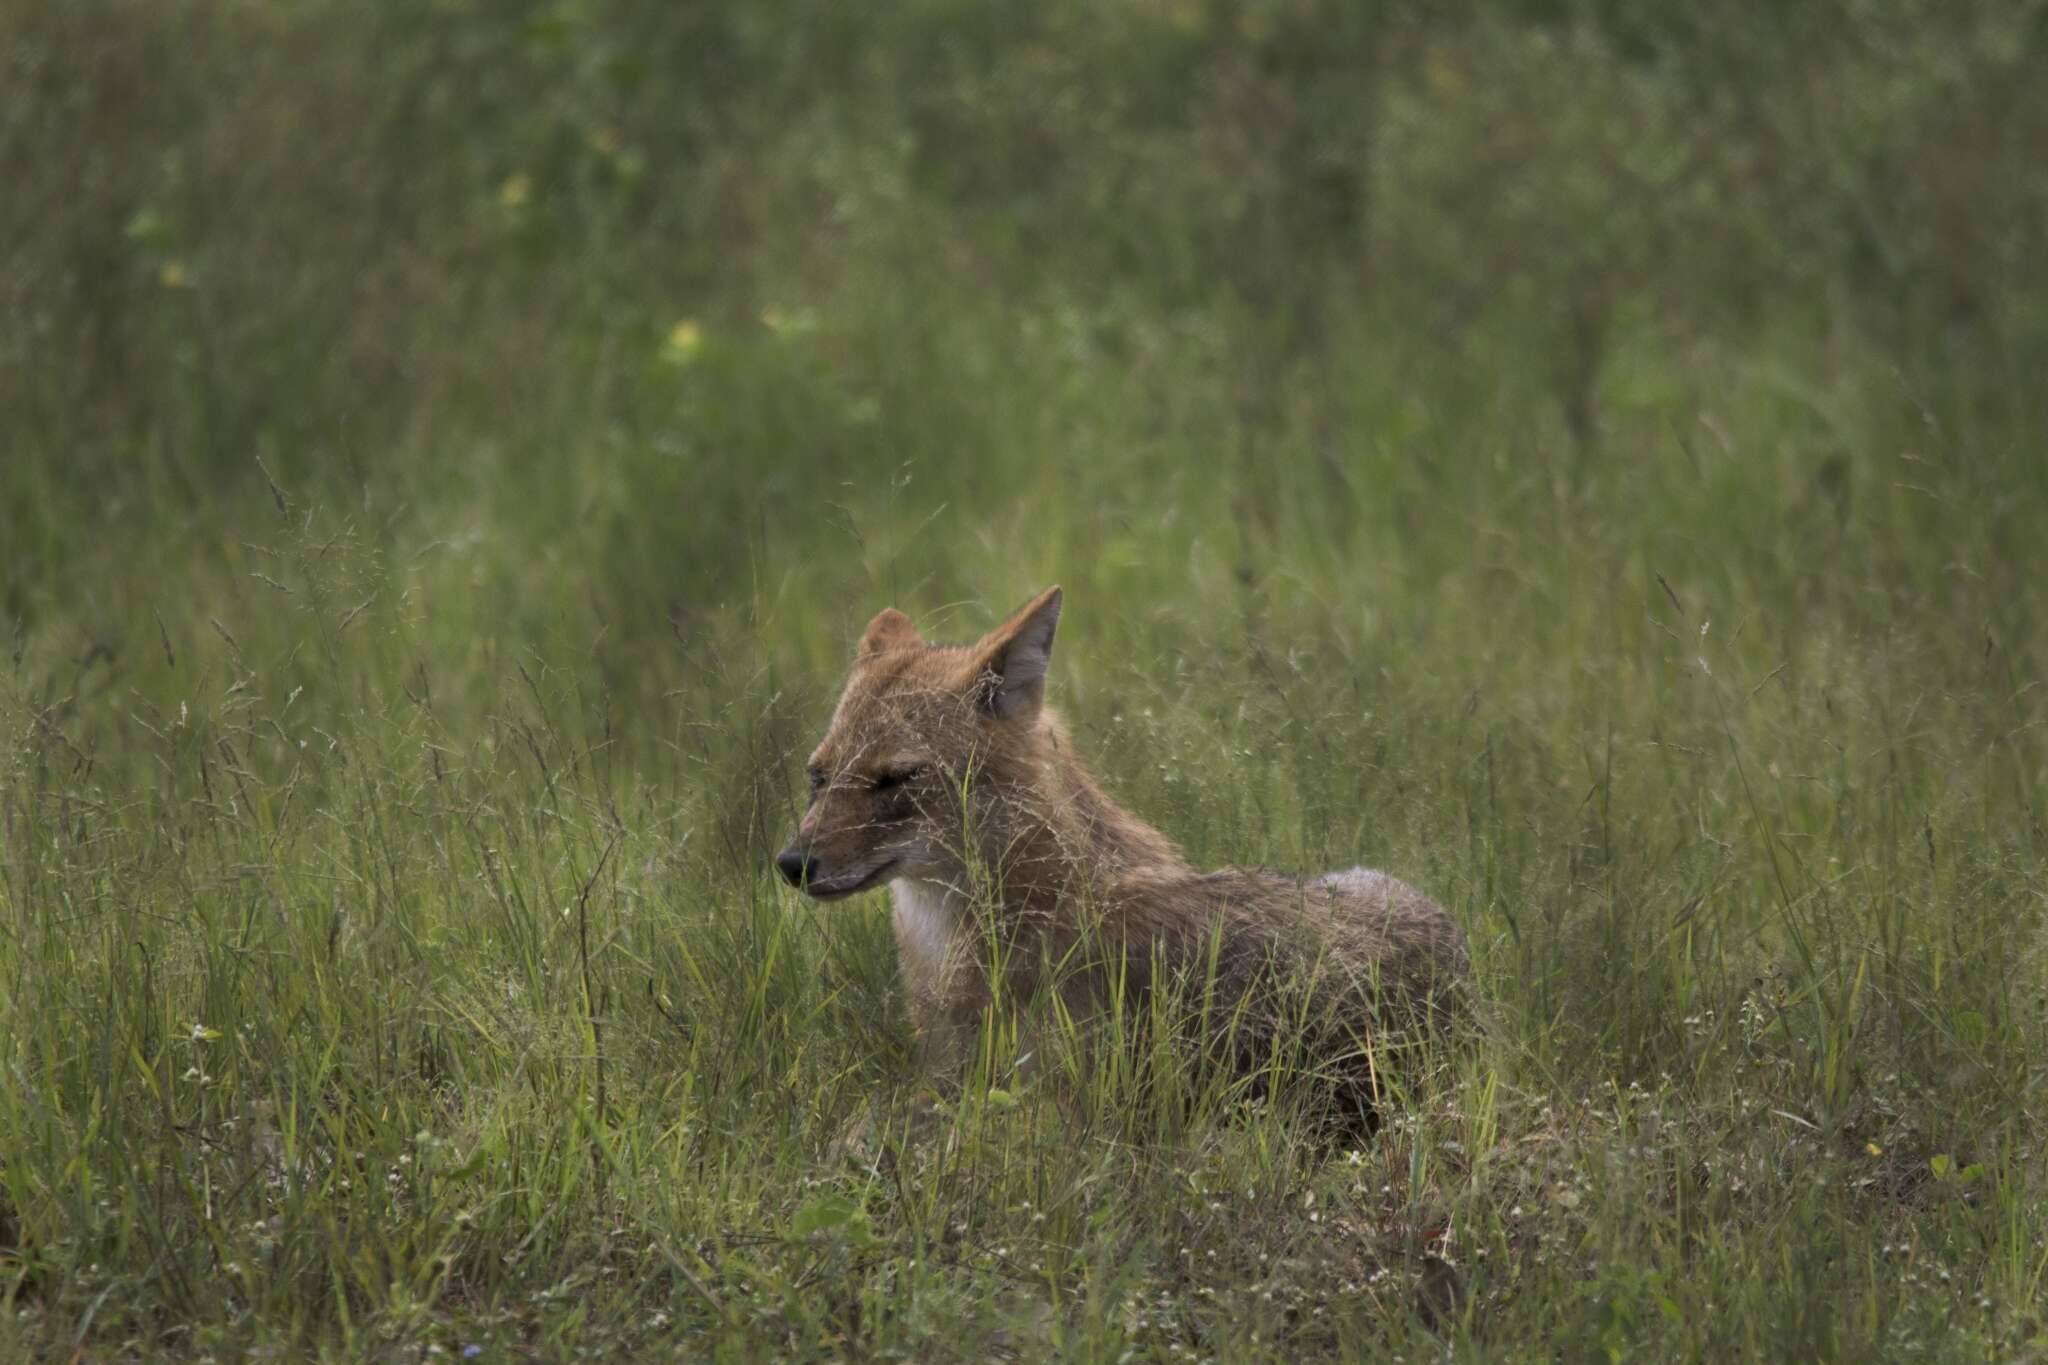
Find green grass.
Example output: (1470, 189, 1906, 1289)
(4, 0, 2047, 1358)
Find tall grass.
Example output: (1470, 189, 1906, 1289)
(4, 0, 2045, 1357)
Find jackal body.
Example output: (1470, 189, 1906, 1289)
(776, 587, 1468, 1088)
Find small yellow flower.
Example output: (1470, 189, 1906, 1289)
(1866, 1142, 1883, 1157)
(158, 260, 191, 289)
(498, 173, 532, 208)
(662, 319, 704, 365)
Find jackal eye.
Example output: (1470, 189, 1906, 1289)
(805, 766, 826, 793)
(870, 764, 927, 792)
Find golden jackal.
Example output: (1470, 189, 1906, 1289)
(776, 586, 1467, 1118)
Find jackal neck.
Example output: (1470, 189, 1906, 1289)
(979, 709, 1189, 903)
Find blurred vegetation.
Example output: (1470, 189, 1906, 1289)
(2, 0, 2046, 1357)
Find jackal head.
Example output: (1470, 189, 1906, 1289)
(774, 586, 1062, 898)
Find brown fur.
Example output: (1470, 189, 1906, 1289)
(778, 586, 1469, 1110)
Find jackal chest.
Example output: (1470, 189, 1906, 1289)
(888, 878, 968, 997)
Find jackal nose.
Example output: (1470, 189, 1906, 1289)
(775, 849, 816, 888)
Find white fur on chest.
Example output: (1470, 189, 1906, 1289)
(889, 878, 966, 981)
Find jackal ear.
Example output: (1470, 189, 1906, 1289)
(970, 585, 1062, 720)
(858, 607, 924, 657)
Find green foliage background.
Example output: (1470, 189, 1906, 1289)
(2, 0, 2045, 1357)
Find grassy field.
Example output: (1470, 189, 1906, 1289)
(4, 1, 2047, 1358)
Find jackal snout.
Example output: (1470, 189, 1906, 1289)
(773, 848, 817, 888)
